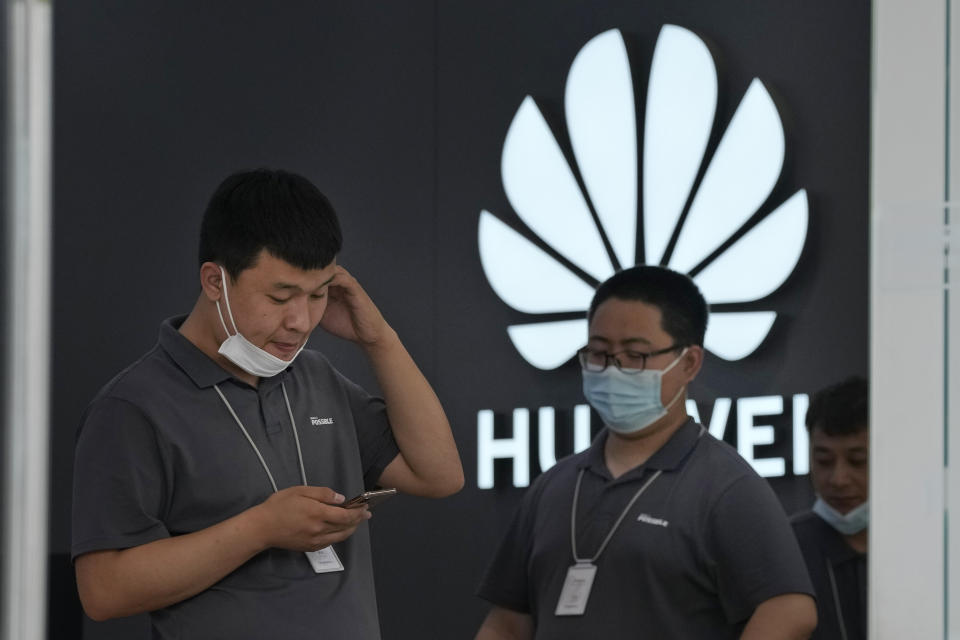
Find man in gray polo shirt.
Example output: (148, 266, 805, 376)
(476, 266, 816, 639)
(791, 376, 868, 640)
(72, 169, 464, 639)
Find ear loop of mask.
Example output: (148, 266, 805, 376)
(216, 266, 240, 337)
(661, 347, 689, 411)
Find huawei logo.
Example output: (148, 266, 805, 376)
(478, 26, 808, 369)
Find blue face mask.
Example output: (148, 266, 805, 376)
(813, 497, 869, 535)
(581, 349, 687, 434)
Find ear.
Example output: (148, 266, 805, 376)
(678, 345, 704, 383)
(199, 262, 224, 302)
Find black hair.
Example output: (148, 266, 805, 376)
(587, 266, 708, 347)
(198, 168, 342, 277)
(805, 376, 868, 436)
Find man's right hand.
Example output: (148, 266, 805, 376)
(76, 485, 371, 621)
(251, 485, 371, 552)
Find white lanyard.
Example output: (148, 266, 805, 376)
(826, 560, 850, 640)
(570, 425, 705, 563)
(213, 381, 307, 491)
(570, 468, 662, 563)
(556, 469, 662, 616)
(213, 380, 347, 574)
(557, 426, 704, 616)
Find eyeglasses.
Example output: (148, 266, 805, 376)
(577, 344, 684, 373)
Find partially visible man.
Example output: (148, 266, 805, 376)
(475, 266, 816, 640)
(72, 169, 464, 639)
(792, 376, 868, 640)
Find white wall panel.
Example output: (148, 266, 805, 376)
(3, 1, 51, 639)
(949, 0, 960, 635)
(872, 1, 947, 638)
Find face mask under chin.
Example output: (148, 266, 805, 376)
(215, 266, 304, 378)
(812, 497, 869, 535)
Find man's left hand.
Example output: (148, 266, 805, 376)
(319, 266, 394, 347)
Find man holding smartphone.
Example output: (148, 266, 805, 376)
(71, 169, 464, 639)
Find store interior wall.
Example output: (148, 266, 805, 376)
(50, 2, 869, 638)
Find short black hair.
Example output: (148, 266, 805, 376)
(587, 266, 708, 347)
(805, 376, 868, 436)
(198, 168, 343, 278)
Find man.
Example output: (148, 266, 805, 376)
(475, 266, 816, 639)
(72, 169, 464, 639)
(792, 377, 868, 640)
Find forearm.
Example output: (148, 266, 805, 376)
(740, 593, 817, 640)
(475, 607, 533, 640)
(77, 506, 267, 620)
(364, 330, 463, 496)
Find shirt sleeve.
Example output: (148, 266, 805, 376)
(706, 473, 815, 623)
(341, 376, 400, 490)
(71, 396, 171, 560)
(475, 480, 546, 613)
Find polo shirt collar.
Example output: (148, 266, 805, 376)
(581, 417, 703, 479)
(158, 315, 292, 390)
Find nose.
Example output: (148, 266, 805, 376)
(283, 297, 311, 334)
(828, 460, 852, 488)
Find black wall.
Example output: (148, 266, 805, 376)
(52, 2, 869, 638)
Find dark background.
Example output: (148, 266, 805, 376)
(50, 2, 869, 638)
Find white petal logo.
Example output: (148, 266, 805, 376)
(478, 26, 808, 369)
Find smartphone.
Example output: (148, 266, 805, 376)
(342, 488, 397, 509)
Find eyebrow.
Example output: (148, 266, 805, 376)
(272, 275, 335, 293)
(811, 445, 868, 454)
(587, 336, 654, 346)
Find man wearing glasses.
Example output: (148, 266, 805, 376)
(475, 266, 816, 640)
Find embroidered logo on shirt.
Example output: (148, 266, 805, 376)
(637, 513, 669, 527)
(310, 417, 335, 426)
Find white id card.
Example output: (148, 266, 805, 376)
(554, 562, 597, 616)
(304, 547, 344, 573)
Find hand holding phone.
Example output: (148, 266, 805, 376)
(341, 488, 397, 509)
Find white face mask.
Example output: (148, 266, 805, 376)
(216, 266, 305, 378)
(813, 497, 869, 535)
(581, 349, 687, 434)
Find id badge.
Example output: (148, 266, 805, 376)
(555, 562, 597, 616)
(304, 546, 344, 573)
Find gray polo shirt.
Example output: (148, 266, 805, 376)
(478, 419, 813, 639)
(791, 511, 866, 640)
(72, 316, 400, 640)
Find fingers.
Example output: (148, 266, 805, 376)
(261, 485, 372, 551)
(327, 268, 367, 307)
(319, 267, 392, 347)
(313, 501, 370, 528)
(300, 500, 370, 551)
(326, 265, 354, 289)
(284, 486, 371, 525)
(294, 485, 345, 505)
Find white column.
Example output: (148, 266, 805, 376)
(948, 0, 960, 634)
(871, 1, 946, 637)
(2, 1, 51, 638)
